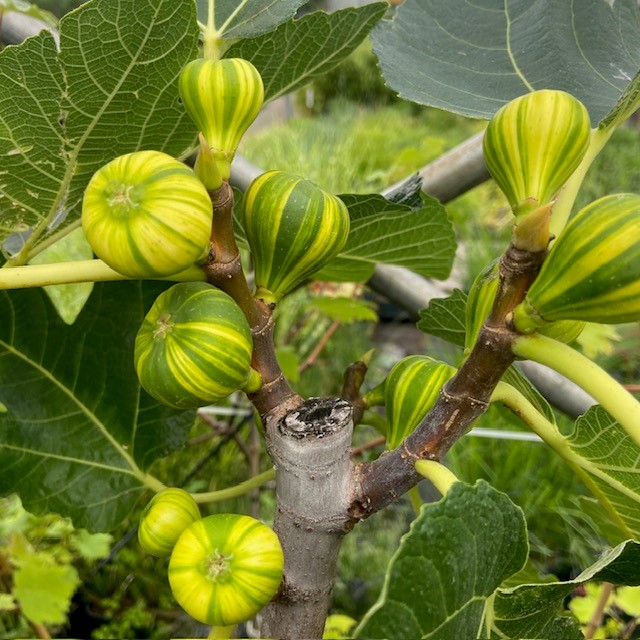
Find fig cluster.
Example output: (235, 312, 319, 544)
(138, 490, 283, 626)
(80, 54, 351, 412)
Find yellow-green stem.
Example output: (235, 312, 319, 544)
(512, 333, 640, 446)
(490, 381, 633, 538)
(208, 625, 234, 639)
(415, 460, 458, 496)
(0, 260, 205, 290)
(407, 485, 423, 516)
(202, 0, 220, 61)
(550, 127, 613, 239)
(191, 468, 275, 504)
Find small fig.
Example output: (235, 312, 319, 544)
(134, 282, 261, 409)
(168, 513, 284, 626)
(466, 259, 584, 345)
(465, 259, 500, 353)
(243, 171, 350, 303)
(483, 90, 591, 217)
(384, 355, 456, 450)
(138, 488, 200, 557)
(82, 150, 212, 278)
(179, 58, 264, 181)
(513, 193, 640, 329)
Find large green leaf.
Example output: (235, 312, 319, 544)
(565, 406, 640, 540)
(0, 0, 198, 257)
(226, 4, 387, 102)
(372, 0, 640, 125)
(355, 480, 640, 639)
(0, 282, 194, 532)
(319, 193, 456, 283)
(491, 540, 640, 638)
(355, 481, 529, 639)
(196, 0, 308, 39)
(417, 289, 467, 347)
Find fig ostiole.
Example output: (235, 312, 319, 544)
(138, 488, 201, 557)
(243, 171, 350, 304)
(82, 150, 212, 279)
(179, 57, 264, 181)
(168, 513, 284, 626)
(134, 282, 261, 409)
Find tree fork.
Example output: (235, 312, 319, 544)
(349, 241, 547, 522)
(261, 397, 354, 639)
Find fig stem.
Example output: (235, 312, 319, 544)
(512, 334, 640, 446)
(491, 381, 634, 539)
(202, 182, 301, 419)
(0, 259, 204, 290)
(550, 126, 612, 239)
(414, 460, 457, 496)
(190, 468, 275, 504)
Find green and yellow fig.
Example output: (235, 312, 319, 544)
(243, 171, 350, 303)
(134, 282, 261, 409)
(466, 259, 584, 345)
(138, 488, 200, 557)
(168, 513, 284, 626)
(82, 150, 212, 278)
(483, 90, 591, 218)
(384, 356, 456, 450)
(179, 58, 264, 181)
(513, 193, 640, 330)
(465, 259, 500, 353)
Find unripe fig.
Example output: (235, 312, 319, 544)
(513, 193, 640, 330)
(138, 488, 200, 557)
(243, 171, 350, 303)
(483, 90, 591, 217)
(82, 151, 212, 278)
(465, 259, 500, 353)
(134, 282, 261, 409)
(384, 356, 456, 450)
(466, 260, 584, 345)
(179, 58, 264, 181)
(168, 513, 284, 626)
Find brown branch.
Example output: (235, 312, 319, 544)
(298, 320, 341, 373)
(584, 581, 613, 639)
(30, 622, 51, 640)
(350, 436, 385, 458)
(200, 183, 302, 423)
(348, 241, 547, 523)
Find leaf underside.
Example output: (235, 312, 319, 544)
(372, 0, 640, 125)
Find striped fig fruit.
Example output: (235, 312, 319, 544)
(384, 355, 456, 450)
(179, 58, 264, 181)
(134, 282, 261, 409)
(168, 513, 284, 626)
(82, 151, 212, 278)
(243, 171, 350, 303)
(513, 193, 640, 330)
(466, 260, 584, 345)
(483, 90, 591, 217)
(138, 488, 200, 557)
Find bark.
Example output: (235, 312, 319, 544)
(261, 397, 354, 639)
